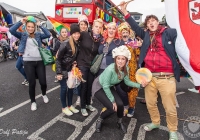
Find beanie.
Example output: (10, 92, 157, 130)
(70, 23, 80, 35)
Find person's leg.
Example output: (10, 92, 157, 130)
(68, 87, 79, 113)
(157, 77, 178, 132)
(144, 77, 160, 130)
(115, 84, 129, 106)
(36, 61, 47, 96)
(127, 88, 139, 117)
(59, 78, 67, 108)
(16, 56, 27, 80)
(24, 61, 37, 111)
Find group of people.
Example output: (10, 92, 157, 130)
(8, 1, 188, 139)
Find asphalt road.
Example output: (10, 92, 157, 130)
(0, 60, 200, 140)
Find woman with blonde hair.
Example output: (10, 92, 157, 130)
(56, 23, 80, 116)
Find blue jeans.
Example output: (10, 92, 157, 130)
(16, 56, 27, 79)
(59, 78, 74, 108)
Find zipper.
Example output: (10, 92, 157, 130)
(90, 42, 94, 57)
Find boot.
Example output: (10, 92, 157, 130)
(117, 118, 127, 133)
(96, 117, 103, 132)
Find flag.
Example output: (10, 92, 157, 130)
(165, 0, 200, 86)
(47, 16, 70, 35)
(0, 7, 7, 26)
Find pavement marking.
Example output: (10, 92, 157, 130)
(137, 123, 185, 140)
(123, 118, 137, 140)
(136, 97, 145, 100)
(0, 85, 60, 118)
(175, 92, 185, 108)
(27, 107, 98, 140)
(188, 78, 194, 84)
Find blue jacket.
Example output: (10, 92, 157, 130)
(9, 21, 51, 53)
(98, 39, 124, 66)
(126, 15, 180, 82)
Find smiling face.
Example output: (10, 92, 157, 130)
(79, 21, 88, 32)
(72, 32, 80, 41)
(115, 55, 127, 69)
(121, 29, 130, 42)
(92, 20, 103, 35)
(107, 25, 117, 38)
(26, 22, 35, 34)
(60, 28, 68, 39)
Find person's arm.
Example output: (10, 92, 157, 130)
(39, 26, 51, 39)
(123, 75, 141, 88)
(100, 69, 115, 103)
(56, 42, 67, 75)
(120, 1, 145, 39)
(9, 21, 23, 39)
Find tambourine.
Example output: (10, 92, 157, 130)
(135, 68, 152, 83)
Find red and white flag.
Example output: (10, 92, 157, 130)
(165, 0, 200, 86)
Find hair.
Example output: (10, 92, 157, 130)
(144, 15, 159, 28)
(101, 27, 119, 44)
(26, 21, 36, 38)
(49, 29, 58, 38)
(93, 18, 103, 26)
(69, 36, 76, 55)
(114, 57, 128, 80)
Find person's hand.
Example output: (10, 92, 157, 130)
(72, 61, 77, 67)
(113, 102, 117, 112)
(36, 20, 41, 26)
(141, 80, 148, 87)
(136, 37, 143, 47)
(21, 17, 27, 24)
(18, 53, 23, 56)
(14, 46, 18, 50)
(119, 1, 131, 15)
(57, 75, 63, 80)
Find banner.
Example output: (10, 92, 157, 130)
(165, 0, 200, 86)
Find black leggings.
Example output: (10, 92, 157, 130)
(95, 87, 124, 119)
(24, 61, 47, 103)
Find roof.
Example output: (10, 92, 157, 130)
(129, 12, 143, 15)
(0, 2, 26, 16)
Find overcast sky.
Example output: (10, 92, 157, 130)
(0, 0, 165, 21)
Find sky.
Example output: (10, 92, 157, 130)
(0, 0, 165, 21)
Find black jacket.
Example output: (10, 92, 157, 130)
(126, 15, 180, 82)
(56, 40, 79, 74)
(76, 31, 102, 68)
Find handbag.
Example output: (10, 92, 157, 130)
(67, 69, 81, 89)
(90, 53, 104, 75)
(32, 39, 55, 66)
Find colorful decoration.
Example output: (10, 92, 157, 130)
(56, 9, 62, 16)
(84, 8, 92, 16)
(0, 9, 7, 26)
(47, 16, 70, 35)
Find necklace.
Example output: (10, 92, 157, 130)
(150, 34, 155, 51)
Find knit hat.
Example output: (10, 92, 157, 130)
(70, 23, 80, 35)
(112, 45, 131, 60)
(78, 15, 89, 25)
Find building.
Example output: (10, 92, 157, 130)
(129, 12, 143, 25)
(0, 2, 49, 26)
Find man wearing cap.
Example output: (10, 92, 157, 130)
(120, 1, 180, 140)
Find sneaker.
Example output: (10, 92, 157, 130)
(69, 106, 79, 113)
(127, 108, 135, 117)
(25, 81, 29, 86)
(144, 123, 160, 131)
(62, 108, 73, 116)
(75, 96, 80, 106)
(188, 88, 199, 93)
(86, 105, 96, 112)
(169, 131, 178, 140)
(22, 79, 28, 85)
(31, 102, 37, 111)
(42, 95, 49, 103)
(81, 109, 88, 116)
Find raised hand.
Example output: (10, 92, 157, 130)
(21, 17, 27, 24)
(119, 0, 132, 15)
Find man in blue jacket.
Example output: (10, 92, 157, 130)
(120, 1, 180, 140)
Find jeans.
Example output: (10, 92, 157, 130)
(24, 61, 47, 103)
(79, 66, 94, 108)
(95, 87, 124, 119)
(59, 78, 74, 108)
(16, 56, 27, 79)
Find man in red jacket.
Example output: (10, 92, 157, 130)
(120, 1, 180, 140)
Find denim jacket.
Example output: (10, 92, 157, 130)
(9, 21, 51, 53)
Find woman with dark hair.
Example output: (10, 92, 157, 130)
(9, 16, 51, 111)
(56, 24, 80, 116)
(78, 15, 89, 32)
(92, 45, 147, 133)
